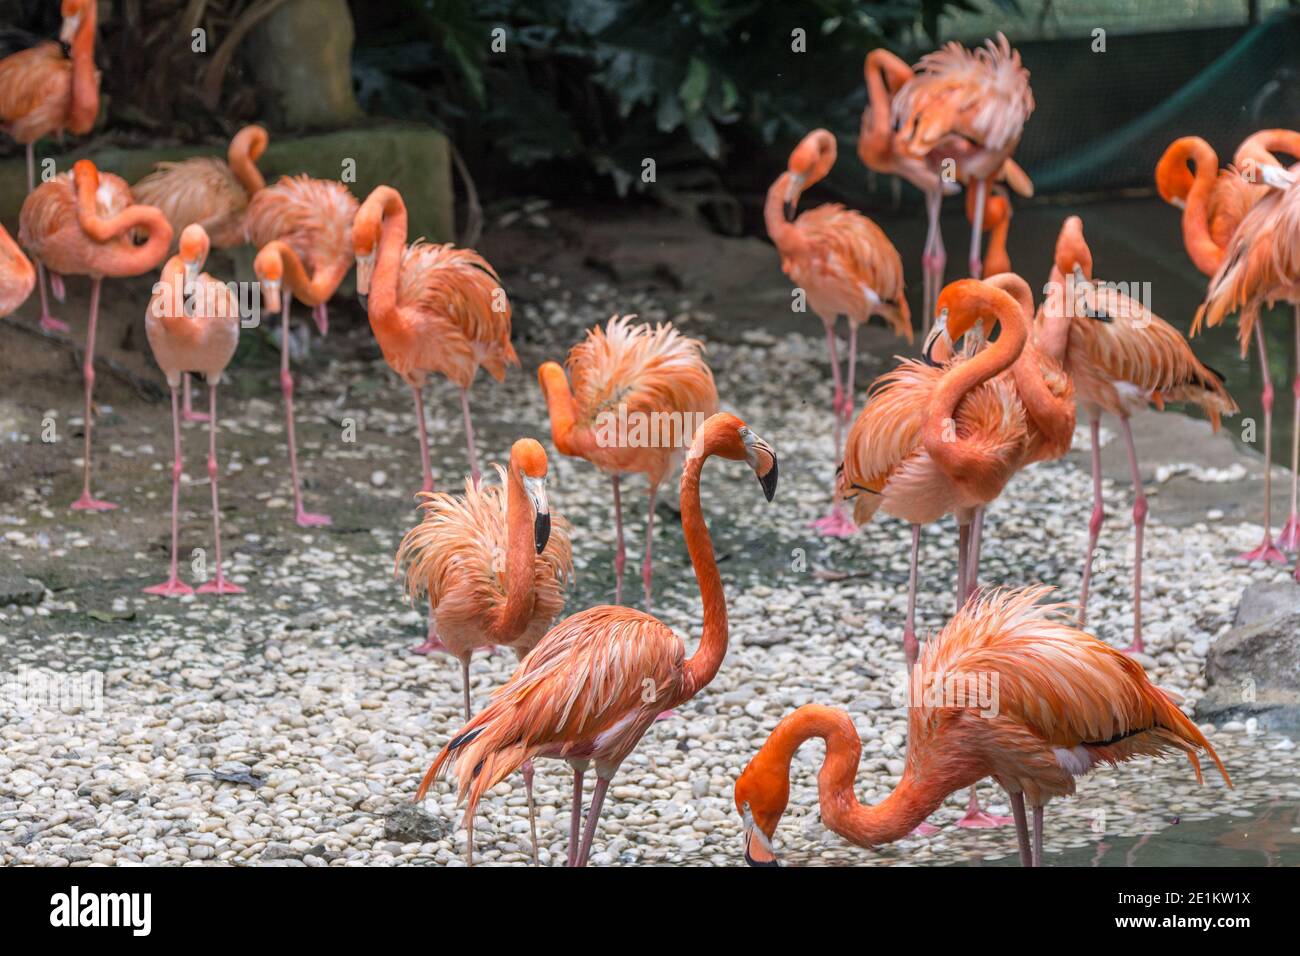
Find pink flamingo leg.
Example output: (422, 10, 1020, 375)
(1119, 416, 1146, 654)
(459, 656, 472, 720)
(967, 178, 987, 280)
(1010, 793, 1032, 867)
(197, 383, 243, 594)
(181, 373, 209, 423)
(460, 388, 480, 486)
(144, 386, 193, 595)
(612, 474, 626, 604)
(573, 774, 612, 867)
(566, 765, 585, 867)
(958, 783, 1012, 829)
(1241, 326, 1285, 561)
(1032, 805, 1044, 867)
(811, 323, 858, 536)
(643, 483, 657, 612)
(279, 297, 331, 527)
(843, 320, 860, 423)
(824, 322, 846, 449)
(411, 384, 434, 494)
(1078, 411, 1104, 625)
(26, 144, 68, 335)
(1280, 307, 1300, 551)
(920, 187, 945, 338)
(955, 519, 970, 611)
(71, 279, 115, 511)
(521, 758, 540, 866)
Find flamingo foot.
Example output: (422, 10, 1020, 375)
(1277, 512, 1300, 551)
(956, 809, 1013, 829)
(411, 637, 449, 655)
(294, 508, 332, 528)
(71, 493, 117, 512)
(143, 577, 194, 597)
(811, 510, 857, 537)
(1237, 534, 1287, 563)
(39, 314, 70, 334)
(654, 710, 676, 722)
(910, 822, 941, 836)
(197, 578, 245, 595)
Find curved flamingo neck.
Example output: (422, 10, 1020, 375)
(678, 439, 729, 701)
(494, 463, 537, 641)
(764, 173, 803, 256)
(67, 4, 98, 135)
(538, 363, 593, 459)
(924, 291, 1026, 478)
(364, 187, 407, 325)
(260, 240, 341, 307)
(228, 127, 268, 195)
(74, 177, 173, 277)
(861, 50, 909, 168)
(1181, 141, 1226, 276)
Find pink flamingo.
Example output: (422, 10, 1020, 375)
(19, 159, 173, 510)
(142, 225, 243, 596)
(0, 222, 35, 317)
(353, 185, 518, 495)
(0, 0, 99, 333)
(247, 174, 359, 527)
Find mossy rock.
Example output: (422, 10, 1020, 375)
(0, 123, 453, 245)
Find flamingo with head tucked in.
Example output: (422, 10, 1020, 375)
(353, 184, 518, 497)
(19, 159, 173, 511)
(416, 412, 777, 866)
(735, 586, 1230, 867)
(0, 0, 99, 333)
(248, 172, 359, 527)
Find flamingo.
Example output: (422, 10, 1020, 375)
(735, 586, 1230, 867)
(860, 44, 1031, 331)
(968, 183, 1012, 277)
(415, 412, 777, 866)
(395, 439, 572, 863)
(1158, 130, 1300, 559)
(133, 124, 268, 423)
(766, 128, 910, 535)
(0, 222, 35, 317)
(0, 0, 99, 333)
(1197, 162, 1300, 582)
(538, 315, 718, 609)
(1042, 217, 1237, 653)
(142, 224, 243, 597)
(353, 185, 517, 495)
(19, 159, 173, 510)
(247, 173, 359, 527)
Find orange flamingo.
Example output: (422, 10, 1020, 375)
(1042, 217, 1237, 653)
(248, 173, 359, 526)
(766, 128, 910, 535)
(1158, 130, 1300, 558)
(967, 183, 1012, 277)
(0, 222, 35, 317)
(353, 185, 517, 494)
(133, 124, 268, 422)
(19, 159, 173, 510)
(396, 439, 572, 863)
(416, 413, 777, 866)
(0, 0, 99, 333)
(538, 315, 718, 609)
(735, 586, 1230, 867)
(142, 224, 243, 597)
(860, 43, 1031, 330)
(1197, 163, 1300, 582)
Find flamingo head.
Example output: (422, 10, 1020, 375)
(254, 245, 283, 314)
(1154, 137, 1212, 209)
(690, 413, 778, 502)
(510, 438, 551, 553)
(179, 224, 209, 288)
(734, 759, 787, 867)
(783, 129, 838, 219)
(1053, 216, 1092, 282)
(352, 191, 388, 303)
(60, 0, 89, 44)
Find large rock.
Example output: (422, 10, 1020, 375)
(244, 0, 361, 129)
(1196, 582, 1300, 731)
(1, 124, 453, 247)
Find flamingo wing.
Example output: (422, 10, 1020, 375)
(0, 43, 70, 141)
(133, 157, 248, 248)
(245, 174, 358, 273)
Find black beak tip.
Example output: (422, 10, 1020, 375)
(921, 334, 941, 367)
(758, 457, 778, 502)
(357, 292, 368, 310)
(783, 201, 796, 222)
(534, 512, 551, 554)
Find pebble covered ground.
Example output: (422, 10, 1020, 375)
(2, 277, 1298, 867)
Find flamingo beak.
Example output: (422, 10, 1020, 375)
(740, 428, 778, 501)
(922, 307, 951, 366)
(261, 279, 281, 314)
(741, 805, 779, 867)
(60, 12, 81, 44)
(524, 476, 550, 553)
(783, 175, 805, 221)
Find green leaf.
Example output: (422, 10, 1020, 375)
(679, 57, 710, 114)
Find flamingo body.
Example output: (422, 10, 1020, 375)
(0, 223, 35, 315)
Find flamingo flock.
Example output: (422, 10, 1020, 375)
(4, 12, 1279, 868)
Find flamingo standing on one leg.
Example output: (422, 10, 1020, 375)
(1157, 130, 1300, 558)
(142, 225, 243, 596)
(766, 128, 910, 535)
(247, 173, 359, 527)
(353, 185, 518, 495)
(889, 34, 1034, 287)
(0, 0, 98, 333)
(19, 159, 173, 510)
(395, 439, 572, 862)
(1041, 217, 1237, 653)
(0, 223, 35, 317)
(416, 413, 777, 866)
(538, 315, 718, 609)
(133, 124, 268, 423)
(1196, 163, 1300, 583)
(735, 586, 1230, 867)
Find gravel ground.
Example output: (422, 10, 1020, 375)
(1, 276, 1297, 867)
